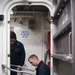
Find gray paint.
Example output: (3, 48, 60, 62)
(71, 0, 75, 75)
(58, 2, 71, 29)
(52, 1, 73, 75)
(58, 60, 72, 75)
(57, 29, 72, 54)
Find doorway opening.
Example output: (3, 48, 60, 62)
(9, 4, 51, 75)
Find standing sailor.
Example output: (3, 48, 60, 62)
(10, 31, 25, 75)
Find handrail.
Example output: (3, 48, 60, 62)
(69, 32, 72, 55)
(2, 64, 34, 75)
(11, 64, 35, 72)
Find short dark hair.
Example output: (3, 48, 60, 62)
(28, 54, 38, 61)
(10, 31, 16, 39)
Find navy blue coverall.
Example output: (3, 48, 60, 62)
(36, 61, 50, 75)
(10, 40, 25, 75)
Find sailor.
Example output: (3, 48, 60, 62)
(10, 31, 25, 75)
(28, 54, 50, 75)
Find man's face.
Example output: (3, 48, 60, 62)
(29, 58, 37, 66)
(10, 38, 16, 46)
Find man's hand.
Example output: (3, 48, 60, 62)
(17, 66, 22, 71)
